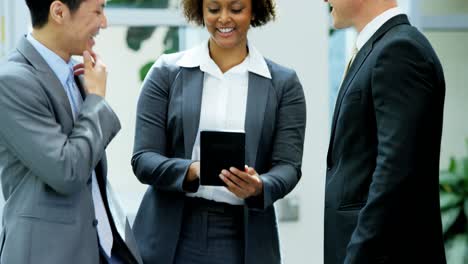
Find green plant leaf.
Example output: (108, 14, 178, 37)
(139, 61, 155, 82)
(444, 234, 468, 264)
(126, 26, 156, 51)
(136, 27, 180, 81)
(163, 48, 178, 55)
(107, 0, 170, 8)
(463, 157, 468, 182)
(441, 206, 461, 234)
(440, 138, 468, 261)
(164, 27, 179, 47)
(464, 199, 468, 219)
(449, 157, 457, 173)
(440, 192, 463, 211)
(440, 170, 463, 187)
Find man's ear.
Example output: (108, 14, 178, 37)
(49, 0, 69, 25)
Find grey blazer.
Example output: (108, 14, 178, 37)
(0, 37, 142, 264)
(132, 51, 307, 264)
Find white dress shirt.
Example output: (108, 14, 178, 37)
(356, 7, 404, 51)
(177, 40, 271, 205)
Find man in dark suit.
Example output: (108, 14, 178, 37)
(324, 0, 446, 263)
(0, 0, 142, 263)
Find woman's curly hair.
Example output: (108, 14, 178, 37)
(182, 0, 276, 27)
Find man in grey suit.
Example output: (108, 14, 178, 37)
(0, 0, 142, 263)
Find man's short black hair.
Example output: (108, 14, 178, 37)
(25, 0, 86, 28)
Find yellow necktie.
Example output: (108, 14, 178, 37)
(338, 46, 359, 91)
(343, 46, 358, 80)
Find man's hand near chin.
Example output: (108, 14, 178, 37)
(74, 50, 107, 98)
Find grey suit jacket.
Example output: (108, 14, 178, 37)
(0, 37, 142, 264)
(131, 51, 307, 264)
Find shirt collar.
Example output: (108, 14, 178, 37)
(27, 33, 74, 86)
(176, 40, 272, 79)
(356, 7, 403, 51)
(246, 42, 272, 79)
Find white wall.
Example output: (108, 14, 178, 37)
(421, 0, 468, 16)
(0, 0, 4, 58)
(249, 0, 329, 263)
(1, 0, 29, 56)
(424, 31, 468, 168)
(94, 26, 171, 217)
(419, 0, 468, 167)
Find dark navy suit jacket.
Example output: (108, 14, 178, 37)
(325, 15, 446, 264)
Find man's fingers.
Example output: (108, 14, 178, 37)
(89, 50, 97, 61)
(74, 69, 85, 76)
(80, 50, 107, 98)
(73, 63, 85, 76)
(83, 50, 93, 69)
(93, 54, 107, 71)
(84, 51, 106, 74)
(73, 63, 84, 71)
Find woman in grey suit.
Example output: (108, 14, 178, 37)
(131, 0, 306, 263)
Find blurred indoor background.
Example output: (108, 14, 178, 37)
(1, 0, 467, 262)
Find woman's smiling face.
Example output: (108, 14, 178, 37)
(203, 0, 253, 50)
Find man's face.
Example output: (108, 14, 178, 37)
(203, 0, 253, 50)
(325, 0, 359, 29)
(63, 0, 107, 55)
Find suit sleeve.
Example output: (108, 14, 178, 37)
(246, 71, 307, 210)
(344, 40, 440, 262)
(0, 65, 121, 195)
(131, 58, 193, 193)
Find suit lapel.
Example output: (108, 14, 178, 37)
(180, 67, 270, 167)
(327, 15, 410, 163)
(328, 43, 372, 143)
(16, 37, 74, 124)
(244, 72, 270, 167)
(182, 68, 204, 158)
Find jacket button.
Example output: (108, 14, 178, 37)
(327, 167, 331, 171)
(92, 219, 98, 227)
